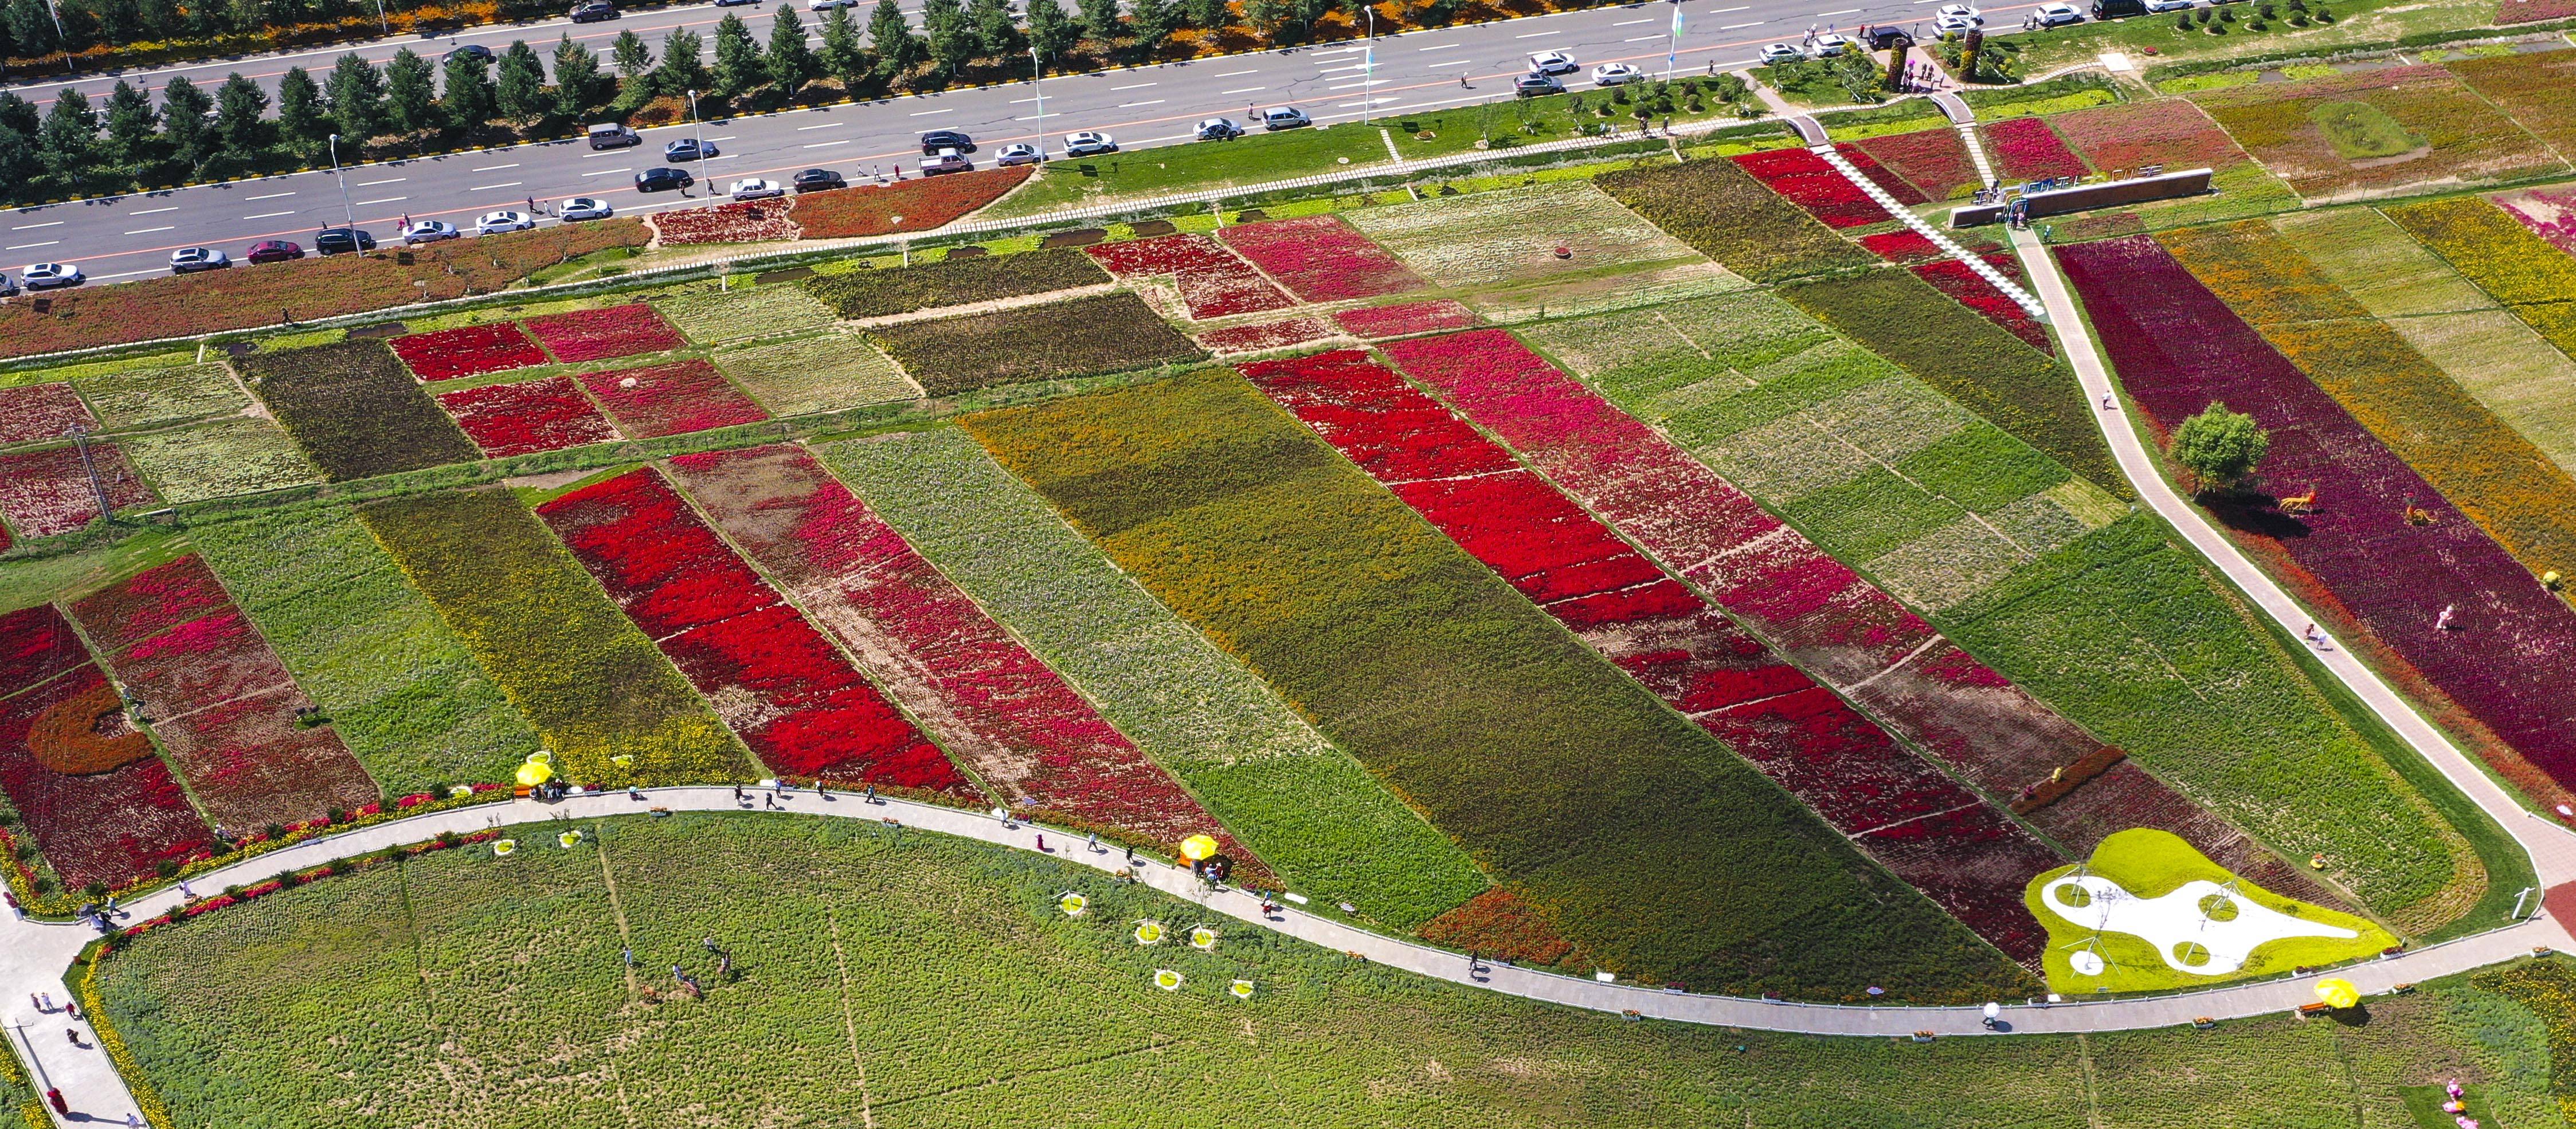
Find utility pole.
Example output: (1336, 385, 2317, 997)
(1665, 0, 1683, 80)
(1362, 4, 1376, 126)
(328, 134, 357, 234)
(1030, 47, 1046, 159)
(686, 89, 708, 194)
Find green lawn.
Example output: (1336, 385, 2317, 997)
(2013, 0, 2506, 73)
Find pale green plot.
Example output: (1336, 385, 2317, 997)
(119, 417, 322, 503)
(713, 332, 919, 417)
(71, 363, 249, 431)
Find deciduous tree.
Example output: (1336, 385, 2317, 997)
(2170, 401, 2270, 494)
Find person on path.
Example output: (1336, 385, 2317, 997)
(733, 786, 746, 804)
(128, 1112, 144, 1128)
(623, 947, 635, 967)
(1036, 833, 1047, 852)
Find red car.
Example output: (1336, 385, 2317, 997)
(246, 240, 304, 264)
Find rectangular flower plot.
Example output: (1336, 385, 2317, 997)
(1850, 126, 1983, 199)
(784, 166, 1033, 239)
(0, 441, 156, 538)
(0, 383, 96, 445)
(240, 340, 482, 480)
(650, 199, 801, 246)
(119, 418, 324, 504)
(1984, 116, 2090, 183)
(1344, 181, 1705, 288)
(1731, 148, 1894, 229)
(67, 554, 231, 653)
(0, 662, 212, 890)
(1913, 256, 2052, 354)
(2192, 64, 2567, 203)
(2049, 99, 2254, 178)
(1835, 145, 1932, 206)
(713, 333, 918, 417)
(1598, 156, 1876, 284)
(0, 604, 88, 696)
(2061, 234, 2576, 803)
(578, 358, 770, 439)
(2387, 195, 2576, 362)
(652, 284, 835, 346)
(801, 249, 1110, 320)
(1086, 233, 1294, 320)
(1859, 230, 1945, 264)
(535, 467, 972, 794)
(388, 322, 549, 381)
(1216, 215, 1424, 303)
(1332, 300, 1481, 340)
(72, 362, 249, 432)
(437, 376, 620, 458)
(2448, 50, 2576, 160)
(1243, 348, 2057, 966)
(872, 292, 1205, 398)
(523, 303, 687, 364)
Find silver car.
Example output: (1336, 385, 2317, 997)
(559, 197, 616, 221)
(169, 246, 231, 273)
(995, 143, 1043, 167)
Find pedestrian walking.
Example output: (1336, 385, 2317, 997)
(128, 1112, 144, 1128)
(1036, 833, 1047, 852)
(733, 785, 746, 804)
(703, 936, 719, 954)
(1086, 831, 1099, 852)
(623, 947, 634, 967)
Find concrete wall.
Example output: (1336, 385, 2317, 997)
(1949, 167, 2215, 228)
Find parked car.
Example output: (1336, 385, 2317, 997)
(1195, 117, 1243, 140)
(730, 178, 786, 200)
(1527, 50, 1578, 75)
(921, 148, 972, 175)
(0, 274, 16, 297)
(2035, 2, 2085, 23)
(1862, 25, 1911, 49)
(995, 143, 1043, 167)
(1808, 33, 1855, 56)
(588, 122, 642, 149)
(1514, 72, 1565, 97)
(402, 219, 461, 244)
(315, 226, 376, 255)
(1590, 62, 1643, 85)
(476, 210, 537, 235)
(245, 239, 303, 263)
(1258, 105, 1309, 131)
(558, 197, 616, 219)
(2093, 0, 2148, 15)
(714, 0, 758, 6)
(168, 246, 230, 273)
(1935, 4, 1982, 21)
(919, 129, 976, 154)
(2139, 0, 2194, 10)
(569, 1, 617, 21)
(808, 0, 853, 10)
(443, 44, 494, 64)
(663, 138, 718, 161)
(635, 167, 694, 192)
(1757, 42, 1804, 64)
(791, 168, 847, 191)
(1062, 131, 1117, 157)
(21, 262, 83, 289)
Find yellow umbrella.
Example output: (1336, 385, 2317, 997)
(1179, 834, 1219, 861)
(2315, 978, 2360, 1009)
(515, 760, 554, 787)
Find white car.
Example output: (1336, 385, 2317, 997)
(1528, 49, 1578, 75)
(1591, 62, 1644, 85)
(475, 210, 537, 236)
(1195, 117, 1243, 140)
(558, 197, 615, 221)
(921, 148, 972, 175)
(1933, 11, 1979, 33)
(2035, 2, 2084, 24)
(168, 246, 230, 273)
(1259, 105, 1310, 131)
(20, 262, 81, 289)
(1935, 4, 1983, 21)
(729, 178, 786, 201)
(995, 143, 1043, 167)
(402, 219, 461, 244)
(1062, 131, 1117, 158)
(2142, 0, 2195, 11)
(807, 0, 852, 9)
(1808, 33, 1855, 56)
(1757, 42, 1804, 64)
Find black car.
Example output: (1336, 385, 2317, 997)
(443, 43, 494, 64)
(569, 1, 617, 21)
(792, 168, 847, 193)
(314, 226, 377, 255)
(919, 129, 976, 154)
(1862, 26, 1911, 50)
(1514, 72, 1564, 97)
(663, 138, 718, 161)
(635, 167, 694, 193)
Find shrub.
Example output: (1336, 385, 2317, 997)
(804, 248, 1109, 319)
(872, 293, 1203, 397)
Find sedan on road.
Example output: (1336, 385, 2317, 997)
(792, 168, 846, 192)
(0, 275, 16, 297)
(2035, 2, 2085, 23)
(664, 138, 719, 161)
(443, 44, 494, 63)
(1528, 50, 1578, 75)
(1591, 62, 1643, 85)
(315, 226, 376, 255)
(569, 1, 617, 21)
(559, 197, 617, 219)
(402, 220, 462, 244)
(921, 148, 973, 176)
(919, 129, 977, 154)
(245, 240, 303, 264)
(995, 143, 1043, 167)
(21, 263, 83, 289)
(2142, 0, 2195, 11)
(636, 168, 694, 192)
(1258, 106, 1310, 131)
(730, 178, 786, 200)
(1514, 72, 1565, 97)
(1062, 131, 1117, 158)
(1758, 42, 1803, 64)
(169, 246, 230, 273)
(476, 210, 537, 235)
(1195, 117, 1243, 140)
(1936, 4, 1983, 21)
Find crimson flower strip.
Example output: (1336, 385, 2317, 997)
(1380, 329, 2336, 903)
(535, 467, 974, 794)
(0, 655, 212, 889)
(1859, 229, 1945, 264)
(436, 376, 621, 458)
(2061, 234, 2576, 801)
(1086, 233, 1296, 320)
(1849, 126, 1984, 199)
(578, 358, 770, 439)
(387, 322, 549, 381)
(664, 444, 1270, 877)
(1914, 254, 2053, 354)
(1216, 215, 1426, 303)
(1732, 148, 1894, 229)
(1243, 348, 2053, 963)
(66, 555, 379, 833)
(1196, 317, 1336, 355)
(523, 303, 688, 364)
(0, 442, 157, 538)
(0, 383, 97, 445)
(1837, 145, 1933, 206)
(651, 199, 802, 246)
(1986, 116, 2090, 182)
(1333, 300, 1482, 340)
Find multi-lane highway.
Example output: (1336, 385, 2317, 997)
(1, 0, 2063, 286)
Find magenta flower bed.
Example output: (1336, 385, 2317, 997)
(1086, 233, 1295, 320)
(523, 303, 687, 363)
(1851, 126, 1984, 198)
(578, 358, 770, 438)
(388, 322, 549, 381)
(0, 383, 96, 445)
(0, 660, 213, 890)
(1242, 347, 2054, 962)
(436, 376, 620, 457)
(1859, 229, 1945, 264)
(1333, 300, 1481, 340)
(1986, 116, 2089, 182)
(1914, 254, 2052, 354)
(2061, 234, 2576, 800)
(0, 442, 157, 538)
(1732, 148, 1893, 229)
(1216, 215, 1424, 302)
(537, 467, 974, 793)
(1196, 317, 1335, 355)
(663, 444, 1270, 874)
(2495, 186, 2576, 255)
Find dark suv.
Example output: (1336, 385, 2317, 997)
(919, 129, 976, 154)
(792, 168, 847, 192)
(635, 167, 694, 193)
(315, 227, 376, 255)
(569, 1, 617, 20)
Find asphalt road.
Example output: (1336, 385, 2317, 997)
(1, 0, 2065, 287)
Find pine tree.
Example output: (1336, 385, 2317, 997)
(102, 80, 159, 178)
(324, 51, 385, 141)
(711, 13, 764, 98)
(157, 76, 213, 173)
(0, 93, 38, 198)
(553, 34, 613, 119)
(818, 5, 867, 90)
(4, 0, 57, 58)
(495, 40, 548, 122)
(766, 6, 817, 96)
(441, 46, 496, 128)
(921, 0, 972, 77)
(1026, 0, 1073, 61)
(37, 88, 104, 197)
(867, 0, 923, 79)
(276, 66, 326, 154)
(652, 29, 711, 99)
(212, 72, 269, 164)
(1184, 0, 1228, 31)
(610, 29, 655, 104)
(385, 48, 439, 134)
(1127, 0, 1175, 51)
(1077, 0, 1119, 47)
(968, 0, 1021, 58)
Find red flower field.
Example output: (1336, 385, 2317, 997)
(652, 199, 802, 246)
(1859, 229, 1946, 264)
(1217, 215, 1424, 302)
(0, 383, 96, 445)
(1333, 300, 1482, 340)
(1087, 233, 1296, 320)
(784, 167, 1034, 239)
(1914, 254, 2052, 354)
(388, 322, 550, 381)
(1838, 145, 1933, 206)
(436, 376, 620, 457)
(0, 652, 212, 890)
(0, 442, 157, 538)
(2048, 100, 2252, 177)
(1850, 126, 1984, 199)
(1733, 148, 1894, 229)
(1196, 318, 1336, 355)
(1986, 116, 2090, 182)
(578, 358, 770, 438)
(524, 303, 687, 364)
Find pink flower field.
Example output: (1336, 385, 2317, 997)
(1086, 233, 1295, 320)
(1986, 116, 2090, 183)
(437, 376, 621, 457)
(578, 358, 771, 438)
(0, 383, 96, 445)
(1332, 300, 1481, 340)
(1217, 215, 1424, 302)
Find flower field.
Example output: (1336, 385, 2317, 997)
(68, 556, 380, 832)
(70, 362, 248, 431)
(1859, 229, 1945, 264)
(357, 488, 749, 784)
(871, 292, 1203, 397)
(0, 441, 156, 537)
(1731, 148, 1896, 229)
(650, 283, 835, 346)
(524, 303, 687, 364)
(2495, 186, 2576, 256)
(535, 467, 973, 794)
(239, 340, 481, 480)
(1849, 126, 1983, 199)
(1341, 182, 1704, 288)
(2386, 195, 2576, 362)
(2062, 234, 2576, 808)
(2049, 99, 2254, 178)
(964, 370, 2036, 1001)
(0, 382, 96, 445)
(1086, 233, 1294, 320)
(802, 248, 1110, 320)
(649, 199, 801, 246)
(1216, 215, 1425, 302)
(2193, 65, 2569, 202)
(712, 333, 919, 417)
(387, 322, 549, 381)
(434, 376, 621, 457)
(0, 605, 210, 889)
(1332, 300, 1481, 340)
(1983, 116, 2090, 183)
(2446, 50, 2576, 163)
(118, 417, 323, 503)
(577, 358, 772, 438)
(1913, 254, 2052, 354)
(191, 504, 539, 794)
(1195, 317, 1336, 355)
(1597, 155, 1874, 283)
(783, 167, 1033, 238)
(820, 427, 1488, 924)
(1246, 347, 2057, 963)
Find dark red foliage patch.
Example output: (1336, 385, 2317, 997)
(578, 358, 770, 438)
(0, 383, 96, 445)
(436, 376, 620, 457)
(524, 303, 687, 364)
(0, 663, 213, 889)
(1087, 233, 1295, 319)
(0, 442, 156, 538)
(389, 322, 550, 381)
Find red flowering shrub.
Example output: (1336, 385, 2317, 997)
(387, 322, 549, 381)
(1087, 233, 1295, 319)
(578, 358, 770, 438)
(1858, 229, 1945, 264)
(651, 199, 804, 246)
(0, 662, 212, 889)
(0, 442, 156, 538)
(785, 167, 1033, 239)
(1986, 116, 2089, 182)
(523, 303, 687, 364)
(1851, 126, 1984, 198)
(436, 376, 620, 457)
(1332, 300, 1482, 340)
(1913, 254, 2052, 354)
(0, 603, 89, 696)
(1837, 145, 1932, 206)
(1216, 215, 1424, 302)
(1731, 148, 1893, 229)
(1195, 318, 1334, 355)
(0, 383, 96, 445)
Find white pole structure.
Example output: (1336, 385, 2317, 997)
(687, 88, 707, 193)
(1665, 0, 1682, 80)
(1030, 47, 1046, 159)
(328, 134, 357, 233)
(1363, 5, 1376, 125)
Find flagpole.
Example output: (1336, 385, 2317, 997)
(1666, 0, 1682, 80)
(1364, 4, 1376, 126)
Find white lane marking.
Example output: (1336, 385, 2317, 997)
(471, 162, 520, 171)
(123, 226, 175, 235)
(131, 206, 178, 215)
(1721, 19, 1765, 27)
(244, 191, 297, 201)
(355, 177, 406, 186)
(1615, 17, 1653, 23)
(707, 135, 737, 141)
(1110, 81, 1157, 89)
(910, 108, 953, 115)
(91, 268, 164, 281)
(1624, 33, 1662, 40)
(5, 241, 60, 249)
(582, 149, 630, 158)
(1009, 96, 1042, 103)
(1222, 85, 1267, 93)
(353, 196, 408, 206)
(1119, 99, 1166, 107)
(1318, 62, 1367, 72)
(804, 139, 850, 148)
(1214, 68, 1259, 76)
(1515, 29, 1561, 37)
(10, 221, 62, 230)
(1416, 41, 1461, 49)
(1710, 5, 1749, 10)
(582, 167, 632, 176)
(242, 210, 298, 219)
(1423, 59, 1474, 68)
(469, 181, 524, 191)
(796, 121, 843, 129)
(1819, 6, 1859, 12)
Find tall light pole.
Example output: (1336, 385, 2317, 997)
(1362, 3, 1376, 125)
(1664, 0, 1683, 80)
(328, 133, 357, 233)
(41, 0, 69, 72)
(686, 88, 707, 193)
(1029, 47, 1046, 160)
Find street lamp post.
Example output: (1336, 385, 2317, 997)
(1030, 48, 1046, 160)
(328, 133, 357, 234)
(1362, 4, 1376, 125)
(686, 88, 707, 194)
